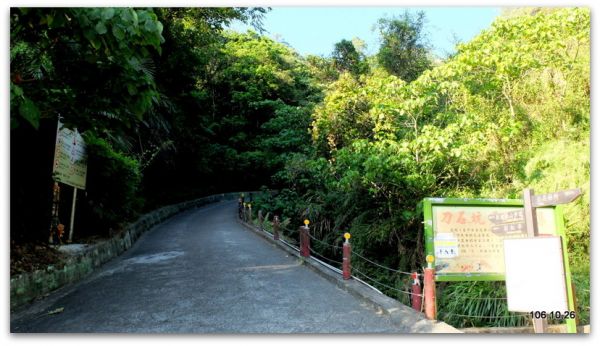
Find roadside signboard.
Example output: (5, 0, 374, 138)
(423, 190, 580, 333)
(423, 198, 563, 281)
(52, 120, 88, 190)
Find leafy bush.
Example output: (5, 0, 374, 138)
(82, 133, 143, 234)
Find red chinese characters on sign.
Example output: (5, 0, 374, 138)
(441, 212, 452, 224)
(471, 212, 485, 225)
(440, 211, 487, 226)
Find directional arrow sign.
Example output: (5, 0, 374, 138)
(488, 209, 524, 224)
(531, 188, 582, 208)
(491, 222, 527, 236)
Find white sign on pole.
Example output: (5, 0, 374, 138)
(52, 120, 88, 190)
(504, 237, 568, 312)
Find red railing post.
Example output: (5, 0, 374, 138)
(300, 219, 310, 257)
(342, 233, 351, 280)
(411, 272, 422, 312)
(273, 215, 280, 241)
(424, 267, 437, 320)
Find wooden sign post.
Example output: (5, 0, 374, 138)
(51, 119, 88, 244)
(523, 188, 547, 333)
(521, 188, 581, 334)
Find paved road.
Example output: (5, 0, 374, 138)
(11, 201, 408, 333)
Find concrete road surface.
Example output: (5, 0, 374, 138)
(11, 201, 411, 333)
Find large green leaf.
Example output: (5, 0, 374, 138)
(95, 21, 108, 35)
(18, 98, 40, 129)
(10, 83, 23, 99)
(143, 19, 156, 33)
(112, 25, 125, 40)
(101, 8, 115, 21)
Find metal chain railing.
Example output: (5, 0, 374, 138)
(350, 250, 415, 276)
(308, 246, 343, 266)
(236, 207, 528, 326)
(280, 226, 299, 242)
(306, 232, 344, 249)
(351, 266, 423, 297)
(460, 296, 508, 301)
(240, 208, 419, 291)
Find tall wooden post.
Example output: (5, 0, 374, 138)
(48, 182, 61, 244)
(523, 188, 539, 238)
(68, 187, 77, 243)
(523, 188, 548, 333)
(273, 215, 280, 241)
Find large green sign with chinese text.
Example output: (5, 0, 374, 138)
(423, 198, 566, 281)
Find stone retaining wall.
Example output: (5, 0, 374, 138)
(10, 192, 244, 310)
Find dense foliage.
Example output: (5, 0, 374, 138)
(253, 8, 590, 327)
(11, 7, 589, 328)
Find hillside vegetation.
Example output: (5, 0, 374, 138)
(254, 8, 590, 327)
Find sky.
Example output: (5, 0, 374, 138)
(231, 7, 501, 58)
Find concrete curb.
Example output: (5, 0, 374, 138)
(10, 192, 247, 310)
(238, 219, 461, 333)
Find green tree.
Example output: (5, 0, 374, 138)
(10, 8, 165, 133)
(331, 39, 368, 76)
(140, 8, 268, 205)
(209, 31, 321, 187)
(376, 11, 432, 82)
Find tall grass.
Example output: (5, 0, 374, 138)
(437, 281, 528, 328)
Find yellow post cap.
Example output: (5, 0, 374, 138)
(248, 203, 252, 208)
(344, 232, 351, 240)
(243, 203, 247, 207)
(304, 219, 310, 226)
(426, 255, 435, 263)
